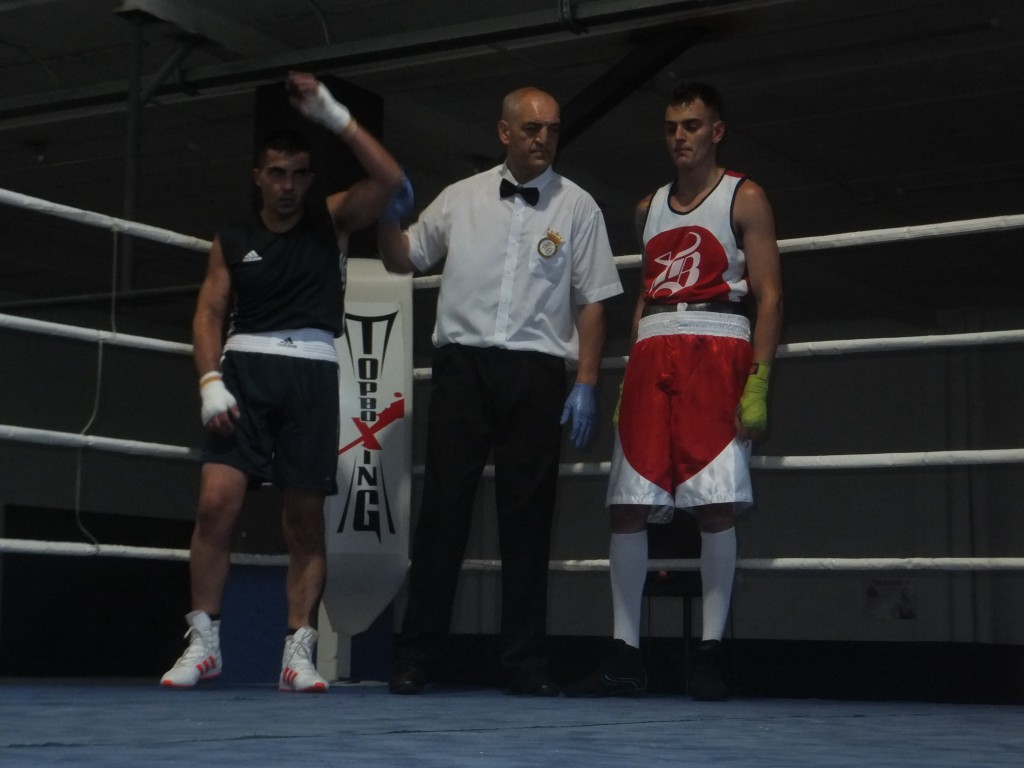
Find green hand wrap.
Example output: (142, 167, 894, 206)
(739, 362, 772, 432)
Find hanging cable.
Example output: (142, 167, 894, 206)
(71, 228, 122, 549)
(304, 0, 332, 45)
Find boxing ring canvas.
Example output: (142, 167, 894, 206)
(1, 680, 1021, 767)
(0, 189, 1024, 708)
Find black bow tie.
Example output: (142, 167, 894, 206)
(500, 178, 539, 206)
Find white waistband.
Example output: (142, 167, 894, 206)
(224, 328, 338, 362)
(638, 311, 750, 342)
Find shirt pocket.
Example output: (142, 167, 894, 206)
(528, 236, 568, 283)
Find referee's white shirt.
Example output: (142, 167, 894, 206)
(406, 164, 623, 362)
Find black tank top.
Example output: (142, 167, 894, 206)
(218, 203, 345, 337)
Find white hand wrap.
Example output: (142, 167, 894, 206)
(199, 371, 237, 425)
(298, 83, 353, 136)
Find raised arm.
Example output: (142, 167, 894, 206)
(286, 71, 403, 233)
(376, 217, 418, 274)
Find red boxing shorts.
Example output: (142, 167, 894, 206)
(606, 311, 754, 521)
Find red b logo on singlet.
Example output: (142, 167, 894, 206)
(646, 226, 729, 301)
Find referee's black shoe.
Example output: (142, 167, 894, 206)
(389, 663, 427, 695)
(564, 639, 647, 697)
(508, 669, 561, 697)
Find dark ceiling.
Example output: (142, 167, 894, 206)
(0, 0, 1021, 342)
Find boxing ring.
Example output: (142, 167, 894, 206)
(2, 186, 1021, 574)
(1, 188, 1023, 766)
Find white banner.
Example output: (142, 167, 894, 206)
(323, 258, 413, 636)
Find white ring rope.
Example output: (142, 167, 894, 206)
(752, 449, 1024, 470)
(3, 312, 1021, 375)
(425, 447, 1024, 477)
(0, 188, 211, 253)
(2, 188, 1022, 571)
(391, 213, 1024, 287)
(0, 312, 193, 355)
(425, 327, 1024, 378)
(416, 328, 1024, 378)
(5, 422, 1023, 470)
(0, 537, 286, 566)
(0, 424, 199, 461)
(774, 329, 1024, 359)
(775, 213, 1024, 253)
(3, 185, 1020, 261)
(611, 212, 1024, 268)
(1, 535, 1019, 572)
(461, 557, 1024, 572)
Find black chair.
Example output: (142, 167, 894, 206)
(643, 513, 704, 689)
(643, 514, 739, 694)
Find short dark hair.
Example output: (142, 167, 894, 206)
(668, 82, 723, 120)
(253, 128, 313, 168)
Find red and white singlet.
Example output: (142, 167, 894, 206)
(641, 170, 749, 306)
(606, 172, 754, 518)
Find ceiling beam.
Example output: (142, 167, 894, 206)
(0, 0, 800, 128)
(559, 24, 710, 148)
(0, 0, 65, 11)
(116, 0, 292, 57)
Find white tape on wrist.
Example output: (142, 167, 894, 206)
(199, 372, 237, 425)
(304, 83, 353, 135)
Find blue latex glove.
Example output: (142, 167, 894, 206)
(561, 383, 596, 449)
(383, 170, 414, 222)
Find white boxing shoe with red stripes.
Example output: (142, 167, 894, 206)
(279, 626, 329, 693)
(160, 610, 222, 687)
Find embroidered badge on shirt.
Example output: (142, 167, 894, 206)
(537, 230, 563, 259)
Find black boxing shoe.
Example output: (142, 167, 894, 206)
(564, 639, 647, 698)
(689, 640, 729, 701)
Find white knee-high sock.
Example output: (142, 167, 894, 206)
(700, 527, 737, 642)
(610, 530, 648, 649)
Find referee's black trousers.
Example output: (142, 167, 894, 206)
(395, 343, 566, 676)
